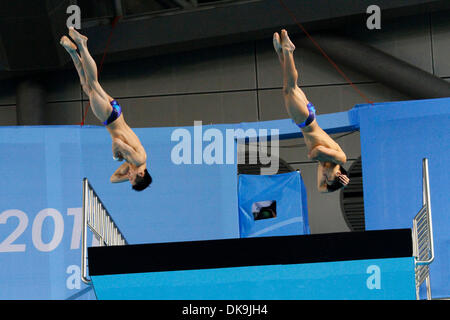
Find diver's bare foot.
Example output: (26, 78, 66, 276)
(60, 35, 77, 51)
(280, 29, 296, 53)
(273, 32, 284, 66)
(68, 26, 88, 45)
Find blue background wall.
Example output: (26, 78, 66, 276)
(1, 98, 449, 299)
(0, 124, 240, 299)
(357, 98, 450, 299)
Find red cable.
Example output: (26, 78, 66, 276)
(80, 16, 122, 126)
(277, 0, 374, 105)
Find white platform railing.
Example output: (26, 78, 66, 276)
(81, 178, 127, 284)
(412, 158, 435, 300)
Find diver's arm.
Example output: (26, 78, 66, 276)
(316, 163, 330, 193)
(110, 162, 129, 183)
(308, 145, 347, 165)
(112, 138, 145, 166)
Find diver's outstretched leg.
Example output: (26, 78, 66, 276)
(273, 29, 310, 124)
(60, 35, 91, 96)
(67, 27, 114, 123)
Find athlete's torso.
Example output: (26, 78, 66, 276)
(301, 120, 343, 153)
(106, 115, 147, 165)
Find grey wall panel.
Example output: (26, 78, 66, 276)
(432, 11, 450, 77)
(43, 70, 82, 103)
(44, 101, 83, 125)
(0, 106, 17, 126)
(256, 36, 371, 89)
(302, 83, 410, 111)
(258, 88, 285, 121)
(173, 91, 258, 126)
(350, 14, 433, 74)
(88, 54, 174, 99)
(258, 83, 409, 121)
(84, 91, 258, 128)
(3, 73, 81, 120)
(291, 161, 353, 234)
(122, 97, 179, 128)
(332, 131, 361, 161)
(169, 43, 257, 94)
(257, 13, 433, 90)
(87, 42, 256, 99)
(279, 138, 309, 163)
(0, 79, 17, 105)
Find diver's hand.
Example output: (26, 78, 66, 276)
(113, 152, 124, 161)
(337, 172, 350, 186)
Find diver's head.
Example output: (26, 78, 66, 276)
(325, 165, 349, 192)
(128, 166, 152, 191)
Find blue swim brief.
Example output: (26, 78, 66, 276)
(294, 102, 316, 128)
(104, 100, 122, 126)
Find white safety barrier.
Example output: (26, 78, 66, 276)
(412, 158, 435, 300)
(81, 178, 127, 284)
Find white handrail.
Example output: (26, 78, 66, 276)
(81, 178, 128, 284)
(412, 158, 434, 300)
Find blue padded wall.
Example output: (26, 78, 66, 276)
(238, 171, 309, 237)
(2, 97, 448, 299)
(0, 124, 239, 299)
(91, 257, 416, 300)
(357, 98, 450, 299)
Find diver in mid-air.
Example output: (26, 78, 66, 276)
(273, 29, 350, 192)
(60, 27, 152, 191)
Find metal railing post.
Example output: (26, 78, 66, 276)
(412, 158, 435, 300)
(80, 177, 128, 285)
(81, 178, 91, 284)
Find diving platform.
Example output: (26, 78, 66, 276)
(87, 229, 416, 300)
